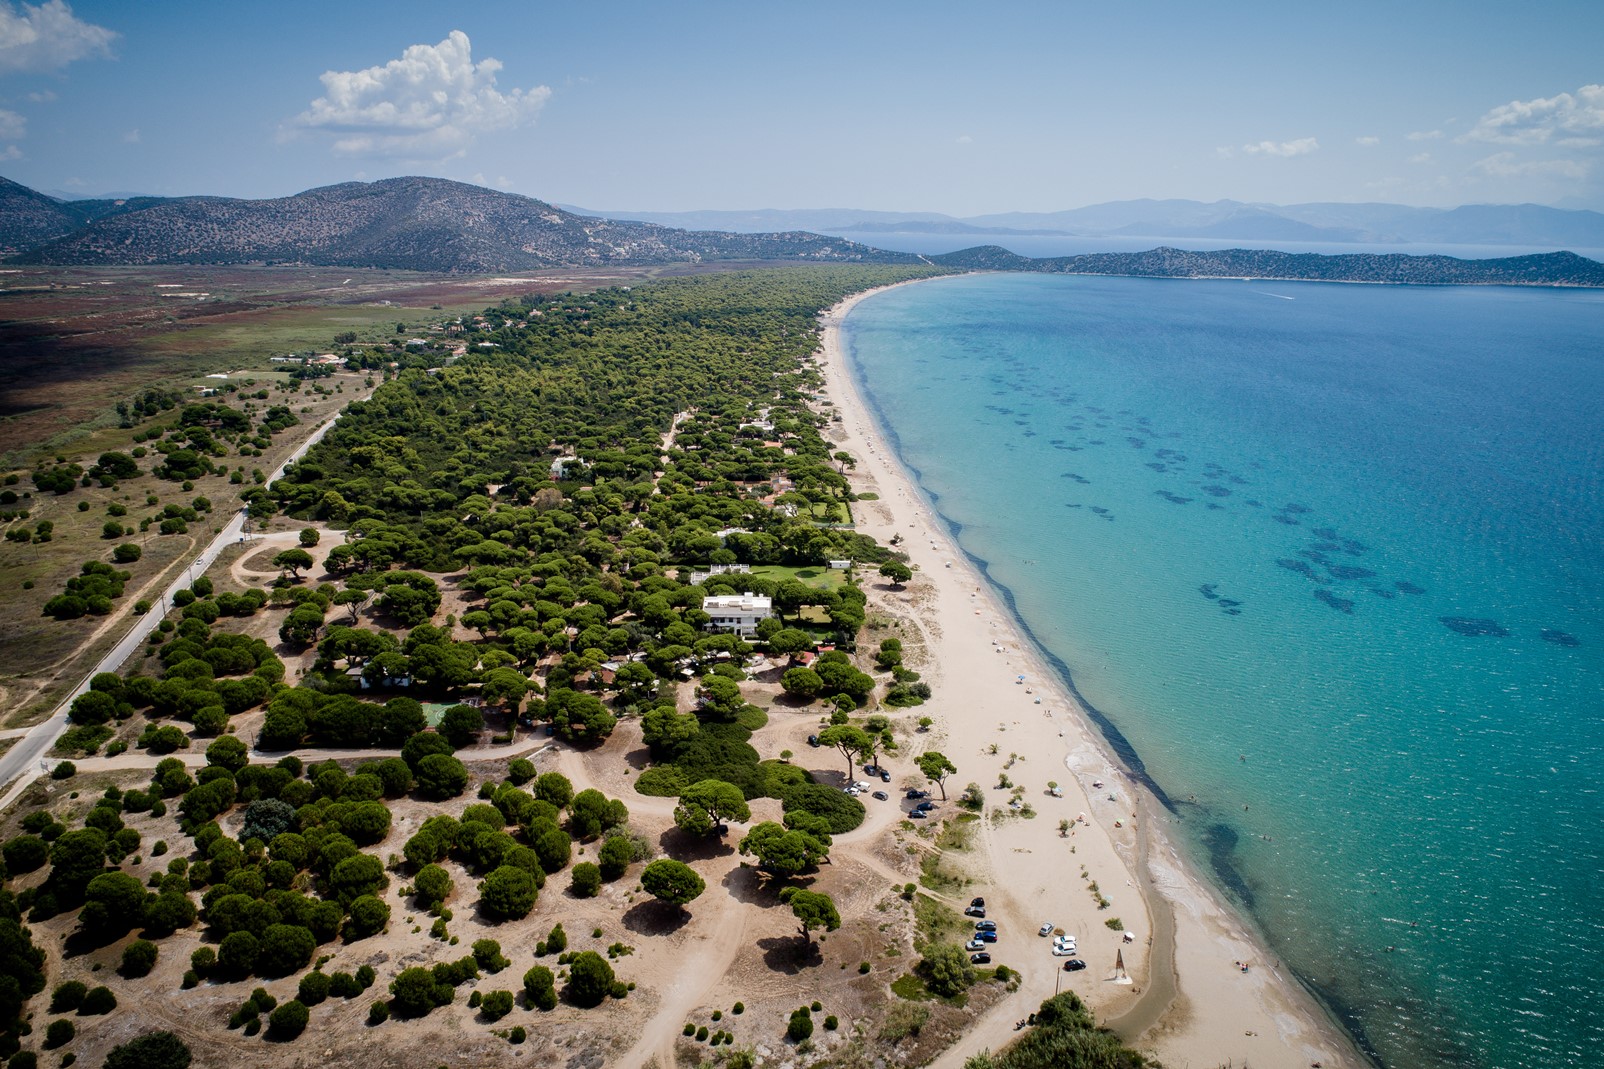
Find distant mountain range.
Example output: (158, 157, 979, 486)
(565, 198, 1604, 249)
(2, 175, 1600, 286)
(0, 175, 908, 271)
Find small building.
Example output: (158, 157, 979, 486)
(827, 559, 852, 571)
(702, 592, 773, 638)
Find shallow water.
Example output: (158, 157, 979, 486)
(843, 273, 1604, 1069)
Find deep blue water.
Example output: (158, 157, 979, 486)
(842, 273, 1604, 1069)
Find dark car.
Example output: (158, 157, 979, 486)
(974, 920, 997, 931)
(977, 930, 998, 943)
(914, 801, 936, 813)
(864, 763, 880, 775)
(909, 810, 927, 819)
(970, 952, 991, 965)
(963, 904, 986, 918)
(906, 789, 930, 800)
(970, 897, 985, 909)
(1062, 958, 1087, 971)
(871, 790, 888, 801)
(807, 734, 820, 747)
(880, 770, 892, 782)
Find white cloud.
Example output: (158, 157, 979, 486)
(26, 88, 54, 103)
(1473, 151, 1588, 179)
(122, 127, 138, 143)
(1215, 146, 1233, 159)
(0, 0, 115, 74)
(954, 134, 972, 144)
(1406, 130, 1442, 141)
(291, 30, 550, 160)
(0, 107, 24, 139)
(1241, 137, 1318, 158)
(1463, 84, 1604, 146)
(1355, 135, 1380, 146)
(1408, 152, 1432, 165)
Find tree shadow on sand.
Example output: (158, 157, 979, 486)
(621, 899, 692, 937)
(757, 935, 822, 974)
(656, 825, 735, 862)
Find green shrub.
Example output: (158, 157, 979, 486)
(79, 985, 117, 1015)
(367, 1000, 389, 1025)
(269, 999, 309, 1039)
(44, 1019, 75, 1049)
(120, 938, 159, 978)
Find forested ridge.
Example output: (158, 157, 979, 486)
(4, 175, 916, 271)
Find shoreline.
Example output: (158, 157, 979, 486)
(816, 279, 1367, 1069)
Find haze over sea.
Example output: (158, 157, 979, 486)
(842, 273, 1604, 1069)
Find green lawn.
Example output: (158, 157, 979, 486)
(748, 564, 849, 591)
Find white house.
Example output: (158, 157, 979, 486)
(702, 593, 773, 637)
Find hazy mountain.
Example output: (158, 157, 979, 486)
(572, 198, 1604, 249)
(5, 176, 911, 271)
(559, 205, 955, 234)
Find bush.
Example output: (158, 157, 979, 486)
(478, 865, 538, 920)
(49, 981, 87, 1013)
(44, 1019, 75, 1049)
(522, 964, 557, 1010)
(50, 761, 77, 780)
(564, 951, 614, 1007)
(298, 970, 331, 1005)
(825, 1015, 839, 1030)
(367, 1000, 389, 1025)
(120, 938, 159, 977)
(480, 989, 514, 1020)
(787, 1013, 814, 1042)
(102, 1032, 191, 1069)
(570, 861, 601, 898)
(268, 999, 310, 1039)
(732, 1001, 744, 1014)
(79, 985, 117, 1015)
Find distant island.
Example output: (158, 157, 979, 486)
(3, 175, 1601, 286)
(926, 244, 1604, 287)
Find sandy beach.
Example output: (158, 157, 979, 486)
(816, 280, 1367, 1069)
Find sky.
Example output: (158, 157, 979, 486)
(1, 0, 1601, 215)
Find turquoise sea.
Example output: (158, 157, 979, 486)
(842, 273, 1604, 1069)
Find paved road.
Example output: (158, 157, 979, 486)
(0, 405, 350, 811)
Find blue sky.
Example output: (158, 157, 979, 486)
(1, 0, 1601, 213)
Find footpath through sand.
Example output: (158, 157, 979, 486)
(816, 280, 1365, 1069)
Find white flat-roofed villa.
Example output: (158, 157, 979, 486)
(702, 593, 773, 637)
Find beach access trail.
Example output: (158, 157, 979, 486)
(817, 281, 1364, 1069)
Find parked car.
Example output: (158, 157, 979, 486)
(970, 952, 991, 965)
(965, 938, 986, 952)
(974, 920, 997, 931)
(807, 734, 820, 747)
(863, 764, 881, 775)
(913, 801, 936, 812)
(872, 790, 889, 801)
(977, 930, 998, 943)
(970, 897, 986, 909)
(1062, 959, 1087, 972)
(963, 904, 986, 918)
(909, 810, 927, 819)
(1038, 923, 1056, 937)
(906, 789, 931, 800)
(853, 780, 870, 790)
(1051, 945, 1079, 957)
(880, 770, 891, 782)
